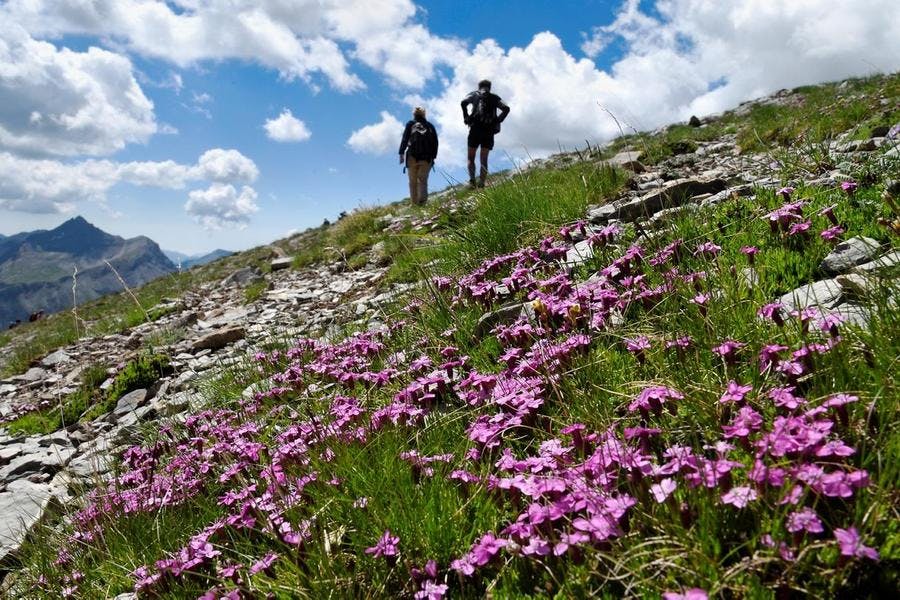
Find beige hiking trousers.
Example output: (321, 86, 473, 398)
(406, 157, 432, 205)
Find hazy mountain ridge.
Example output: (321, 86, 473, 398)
(164, 248, 233, 269)
(0, 217, 176, 326)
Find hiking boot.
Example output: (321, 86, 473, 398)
(469, 177, 477, 189)
(478, 174, 487, 188)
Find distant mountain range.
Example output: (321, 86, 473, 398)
(0, 217, 176, 327)
(163, 248, 233, 270)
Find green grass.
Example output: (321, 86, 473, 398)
(243, 280, 269, 304)
(602, 72, 900, 166)
(384, 161, 626, 283)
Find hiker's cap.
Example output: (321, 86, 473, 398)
(413, 106, 426, 118)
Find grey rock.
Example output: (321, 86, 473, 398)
(885, 179, 900, 197)
(804, 177, 836, 188)
(190, 326, 245, 352)
(369, 241, 392, 266)
(564, 239, 594, 266)
(0, 445, 22, 464)
(836, 139, 876, 152)
(221, 267, 264, 287)
(113, 389, 148, 417)
(739, 267, 760, 289)
(198, 306, 252, 329)
(586, 204, 617, 224)
(475, 303, 526, 338)
(170, 311, 199, 329)
(149, 391, 191, 417)
(18, 368, 47, 383)
(779, 279, 842, 311)
(851, 250, 900, 274)
(270, 256, 293, 271)
(329, 278, 354, 294)
(36, 432, 70, 448)
(64, 451, 112, 481)
(820, 236, 881, 274)
(0, 476, 68, 562)
(606, 178, 728, 222)
(700, 184, 754, 207)
(0, 383, 17, 395)
(0, 444, 75, 480)
(40, 350, 71, 368)
(124, 332, 143, 350)
(605, 151, 645, 173)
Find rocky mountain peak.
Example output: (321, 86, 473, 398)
(30, 216, 118, 255)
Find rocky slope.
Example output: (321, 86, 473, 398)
(0, 77, 897, 596)
(0, 217, 176, 328)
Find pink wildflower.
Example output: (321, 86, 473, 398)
(721, 486, 758, 508)
(840, 180, 858, 195)
(834, 527, 879, 561)
(786, 508, 824, 534)
(719, 381, 752, 404)
(366, 530, 400, 559)
(663, 589, 709, 600)
(249, 552, 279, 576)
(650, 478, 677, 503)
(820, 225, 845, 242)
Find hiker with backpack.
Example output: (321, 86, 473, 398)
(461, 79, 510, 188)
(398, 106, 439, 206)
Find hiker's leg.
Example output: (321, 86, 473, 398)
(407, 157, 418, 204)
(467, 146, 477, 185)
(479, 147, 490, 187)
(418, 160, 431, 204)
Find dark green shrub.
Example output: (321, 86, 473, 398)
(107, 353, 171, 403)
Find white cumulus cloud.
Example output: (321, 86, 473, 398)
(185, 183, 259, 229)
(264, 109, 312, 142)
(194, 148, 260, 183)
(0, 148, 259, 229)
(0, 22, 157, 157)
(0, 0, 467, 93)
(347, 111, 404, 155)
(0, 152, 117, 213)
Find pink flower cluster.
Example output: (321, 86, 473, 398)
(46, 188, 881, 597)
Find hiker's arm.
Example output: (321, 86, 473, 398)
(460, 97, 472, 123)
(398, 122, 411, 162)
(498, 100, 510, 123)
(432, 126, 439, 162)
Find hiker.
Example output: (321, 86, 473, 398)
(398, 106, 439, 206)
(461, 79, 510, 188)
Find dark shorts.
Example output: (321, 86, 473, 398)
(467, 125, 495, 150)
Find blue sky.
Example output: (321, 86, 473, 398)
(1, 0, 897, 255)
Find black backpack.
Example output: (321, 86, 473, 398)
(407, 121, 435, 160)
(471, 91, 498, 127)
